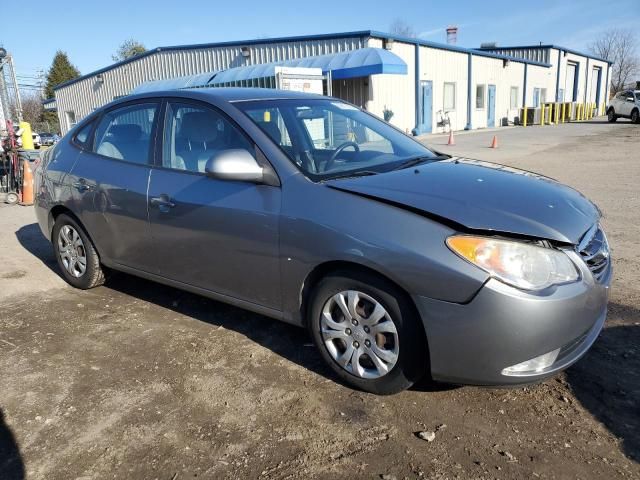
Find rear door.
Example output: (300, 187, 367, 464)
(147, 99, 282, 310)
(67, 100, 159, 271)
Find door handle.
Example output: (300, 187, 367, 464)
(72, 180, 94, 192)
(150, 194, 176, 211)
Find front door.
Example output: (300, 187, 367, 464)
(68, 101, 159, 271)
(487, 85, 496, 127)
(147, 100, 282, 310)
(419, 80, 433, 133)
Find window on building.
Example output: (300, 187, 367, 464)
(444, 82, 456, 111)
(510, 87, 519, 109)
(65, 111, 77, 129)
(475, 85, 485, 109)
(540, 88, 548, 105)
(93, 102, 157, 164)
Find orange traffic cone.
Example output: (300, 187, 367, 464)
(490, 135, 498, 149)
(19, 159, 34, 206)
(447, 130, 455, 146)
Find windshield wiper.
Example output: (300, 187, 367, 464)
(392, 154, 450, 171)
(323, 170, 379, 181)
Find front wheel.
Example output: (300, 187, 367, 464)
(631, 109, 639, 124)
(607, 109, 617, 123)
(52, 213, 105, 289)
(308, 271, 428, 395)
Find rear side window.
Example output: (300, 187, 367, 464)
(93, 103, 157, 164)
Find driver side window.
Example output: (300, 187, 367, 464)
(163, 102, 254, 173)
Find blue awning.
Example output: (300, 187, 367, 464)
(131, 47, 407, 94)
(207, 47, 407, 85)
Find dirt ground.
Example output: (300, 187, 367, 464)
(0, 119, 638, 480)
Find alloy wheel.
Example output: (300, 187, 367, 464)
(320, 290, 399, 379)
(57, 225, 87, 278)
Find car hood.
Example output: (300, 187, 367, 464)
(326, 158, 599, 244)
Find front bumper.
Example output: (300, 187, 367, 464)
(414, 252, 611, 386)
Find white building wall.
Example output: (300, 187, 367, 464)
(524, 64, 555, 106)
(471, 56, 525, 128)
(549, 48, 610, 111)
(420, 46, 469, 132)
(365, 39, 416, 133)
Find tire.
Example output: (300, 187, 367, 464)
(632, 109, 639, 124)
(307, 271, 428, 395)
(52, 213, 105, 289)
(607, 108, 617, 123)
(6, 192, 18, 204)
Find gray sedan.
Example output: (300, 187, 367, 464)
(34, 88, 610, 395)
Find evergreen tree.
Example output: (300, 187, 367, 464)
(43, 51, 80, 131)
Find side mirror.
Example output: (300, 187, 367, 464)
(205, 149, 264, 183)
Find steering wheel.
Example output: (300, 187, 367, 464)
(324, 141, 360, 172)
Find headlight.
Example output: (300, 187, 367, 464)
(446, 235, 579, 291)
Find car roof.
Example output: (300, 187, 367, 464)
(125, 87, 327, 104)
(90, 88, 331, 117)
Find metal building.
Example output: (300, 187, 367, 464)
(53, 30, 612, 135)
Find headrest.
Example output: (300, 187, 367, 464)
(180, 111, 220, 143)
(109, 124, 142, 142)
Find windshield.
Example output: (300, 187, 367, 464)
(235, 98, 436, 180)
(636, 92, 640, 101)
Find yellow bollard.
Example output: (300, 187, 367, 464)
(523, 106, 528, 127)
(19, 122, 35, 150)
(562, 103, 566, 123)
(555, 103, 560, 124)
(540, 104, 545, 126)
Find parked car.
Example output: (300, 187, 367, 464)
(607, 89, 640, 123)
(32, 132, 41, 149)
(39, 132, 59, 146)
(34, 89, 611, 394)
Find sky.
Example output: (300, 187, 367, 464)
(2, 0, 639, 88)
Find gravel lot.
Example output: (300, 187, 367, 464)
(1, 119, 638, 480)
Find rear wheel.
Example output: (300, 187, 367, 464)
(308, 271, 427, 395)
(607, 108, 617, 123)
(52, 214, 105, 289)
(631, 109, 639, 124)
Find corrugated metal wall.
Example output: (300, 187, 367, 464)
(483, 47, 551, 64)
(56, 36, 365, 133)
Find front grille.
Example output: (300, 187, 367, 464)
(577, 224, 610, 283)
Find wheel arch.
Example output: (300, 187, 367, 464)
(49, 206, 103, 260)
(300, 260, 432, 382)
(300, 260, 427, 337)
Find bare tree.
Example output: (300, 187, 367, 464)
(589, 29, 639, 94)
(21, 93, 44, 126)
(112, 39, 146, 62)
(389, 19, 416, 38)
